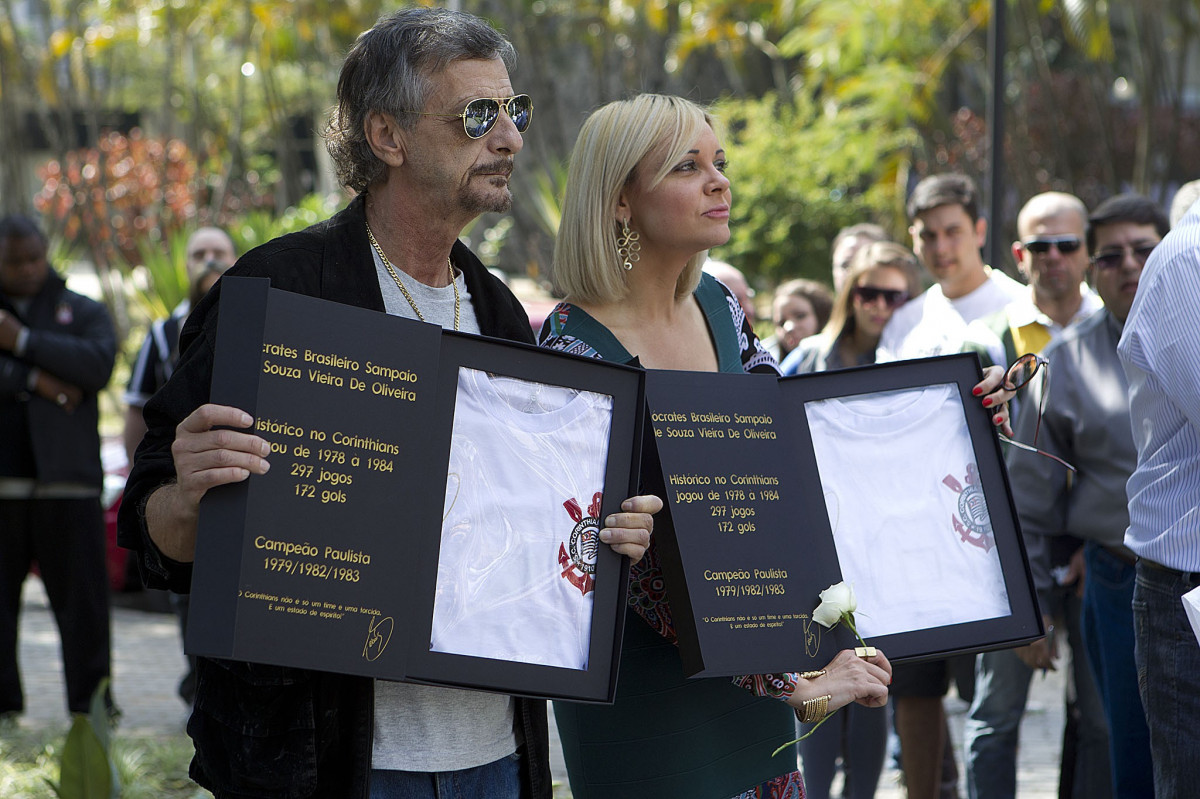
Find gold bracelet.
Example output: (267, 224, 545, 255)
(800, 694, 831, 724)
(799, 670, 826, 680)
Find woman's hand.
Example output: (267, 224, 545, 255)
(788, 648, 893, 715)
(974, 364, 1016, 437)
(600, 494, 662, 563)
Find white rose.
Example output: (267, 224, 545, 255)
(812, 581, 856, 628)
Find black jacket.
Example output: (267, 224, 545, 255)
(0, 270, 115, 486)
(118, 195, 548, 799)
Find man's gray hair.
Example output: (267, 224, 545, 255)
(324, 7, 516, 193)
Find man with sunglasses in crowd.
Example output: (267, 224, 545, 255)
(1005, 193, 1167, 799)
(1118, 186, 1200, 799)
(119, 8, 657, 798)
(877, 173, 1027, 799)
(960, 192, 1109, 799)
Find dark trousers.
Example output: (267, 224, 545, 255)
(0, 497, 112, 714)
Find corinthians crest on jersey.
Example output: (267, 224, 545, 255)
(942, 463, 994, 552)
(559, 492, 602, 596)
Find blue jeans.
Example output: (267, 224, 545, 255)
(1132, 561, 1200, 799)
(369, 753, 521, 799)
(1081, 543, 1153, 799)
(964, 588, 1109, 799)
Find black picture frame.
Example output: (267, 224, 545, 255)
(782, 354, 1043, 663)
(187, 277, 644, 703)
(643, 354, 1042, 678)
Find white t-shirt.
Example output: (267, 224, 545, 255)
(878, 268, 1027, 361)
(370, 248, 510, 773)
(432, 367, 614, 670)
(804, 384, 1011, 637)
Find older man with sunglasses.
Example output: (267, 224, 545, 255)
(959, 192, 1110, 799)
(1005, 193, 1167, 799)
(118, 9, 658, 799)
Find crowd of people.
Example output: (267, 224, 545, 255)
(2, 6, 1198, 799)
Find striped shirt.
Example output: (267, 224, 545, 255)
(1118, 201, 1200, 570)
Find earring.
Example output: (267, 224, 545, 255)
(617, 218, 641, 271)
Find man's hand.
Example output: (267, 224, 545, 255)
(144, 404, 269, 562)
(0, 310, 22, 352)
(1015, 614, 1058, 671)
(1064, 546, 1086, 598)
(172, 404, 271, 506)
(34, 370, 83, 412)
(600, 494, 662, 563)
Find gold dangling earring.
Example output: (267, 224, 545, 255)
(616, 217, 641, 271)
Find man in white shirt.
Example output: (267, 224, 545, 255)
(878, 174, 1026, 362)
(882, 173, 1025, 799)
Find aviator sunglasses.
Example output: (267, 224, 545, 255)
(997, 352, 1076, 472)
(852, 285, 909, 309)
(403, 94, 533, 139)
(1022, 235, 1083, 255)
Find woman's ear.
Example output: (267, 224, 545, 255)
(613, 192, 631, 225)
(365, 111, 406, 168)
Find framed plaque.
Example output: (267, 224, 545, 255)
(644, 355, 1042, 678)
(186, 277, 644, 703)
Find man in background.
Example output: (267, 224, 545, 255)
(962, 191, 1109, 799)
(121, 225, 236, 707)
(123, 226, 237, 464)
(1012, 194, 1167, 799)
(880, 173, 1026, 799)
(0, 213, 117, 721)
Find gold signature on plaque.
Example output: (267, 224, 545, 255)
(802, 613, 820, 658)
(363, 615, 394, 661)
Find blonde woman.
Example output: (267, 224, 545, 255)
(540, 94, 1014, 799)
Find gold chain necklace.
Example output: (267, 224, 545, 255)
(365, 221, 460, 331)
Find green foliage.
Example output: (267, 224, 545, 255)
(229, 192, 342, 254)
(45, 680, 117, 799)
(123, 233, 192, 326)
(714, 92, 908, 286)
(1, 724, 198, 799)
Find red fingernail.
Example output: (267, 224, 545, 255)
(981, 397, 992, 407)
(972, 386, 982, 396)
(994, 415, 1004, 425)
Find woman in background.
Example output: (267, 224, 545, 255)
(770, 278, 834, 364)
(781, 242, 922, 376)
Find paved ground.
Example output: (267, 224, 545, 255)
(13, 576, 1069, 797)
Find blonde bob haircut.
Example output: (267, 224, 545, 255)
(553, 94, 718, 304)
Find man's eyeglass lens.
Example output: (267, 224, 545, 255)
(461, 95, 533, 139)
(1024, 237, 1082, 255)
(1090, 243, 1157, 270)
(852, 286, 908, 308)
(998, 353, 1076, 472)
